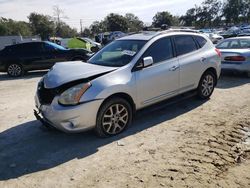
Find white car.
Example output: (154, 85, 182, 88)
(34, 31, 221, 137)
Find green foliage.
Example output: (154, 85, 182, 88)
(181, 0, 250, 28)
(56, 23, 78, 38)
(90, 21, 106, 35)
(28, 13, 55, 40)
(223, 0, 245, 24)
(0, 17, 32, 36)
(124, 13, 144, 32)
(89, 13, 144, 35)
(104, 13, 129, 32)
(152, 11, 176, 27)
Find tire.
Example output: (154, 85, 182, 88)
(7, 63, 24, 77)
(95, 97, 133, 137)
(197, 71, 216, 99)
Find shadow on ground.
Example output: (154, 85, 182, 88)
(0, 71, 47, 82)
(216, 72, 250, 89)
(0, 94, 206, 180)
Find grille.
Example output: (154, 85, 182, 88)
(37, 81, 57, 105)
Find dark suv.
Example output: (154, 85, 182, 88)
(0, 41, 92, 77)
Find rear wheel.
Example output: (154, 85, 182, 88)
(95, 97, 132, 137)
(197, 71, 216, 99)
(7, 63, 24, 77)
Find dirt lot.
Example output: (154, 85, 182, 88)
(0, 72, 250, 188)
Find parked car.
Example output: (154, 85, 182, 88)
(200, 32, 224, 44)
(216, 37, 250, 76)
(221, 29, 241, 39)
(238, 29, 250, 37)
(0, 41, 92, 77)
(78, 37, 102, 52)
(34, 31, 221, 137)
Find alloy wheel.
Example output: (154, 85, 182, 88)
(102, 104, 129, 135)
(7, 64, 22, 77)
(201, 74, 214, 97)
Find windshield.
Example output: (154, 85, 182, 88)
(45, 41, 67, 50)
(88, 40, 146, 67)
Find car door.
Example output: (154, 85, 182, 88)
(134, 37, 180, 108)
(15, 43, 45, 70)
(174, 35, 202, 92)
(42, 42, 68, 68)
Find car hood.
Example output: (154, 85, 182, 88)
(43, 61, 118, 89)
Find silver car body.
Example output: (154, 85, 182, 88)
(216, 37, 250, 73)
(35, 31, 221, 133)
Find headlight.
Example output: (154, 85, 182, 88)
(58, 82, 91, 105)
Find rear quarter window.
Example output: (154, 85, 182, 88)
(194, 36, 207, 48)
(174, 35, 198, 56)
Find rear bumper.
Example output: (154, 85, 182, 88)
(221, 62, 250, 73)
(34, 94, 103, 133)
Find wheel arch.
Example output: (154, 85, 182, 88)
(98, 92, 136, 115)
(201, 67, 218, 86)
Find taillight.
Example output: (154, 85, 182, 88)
(224, 56, 246, 61)
(215, 48, 221, 57)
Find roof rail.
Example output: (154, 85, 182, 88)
(160, 29, 200, 34)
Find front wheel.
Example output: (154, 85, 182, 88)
(95, 97, 133, 137)
(197, 71, 216, 99)
(7, 63, 24, 77)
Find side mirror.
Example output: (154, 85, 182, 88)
(143, 56, 153, 68)
(134, 56, 153, 71)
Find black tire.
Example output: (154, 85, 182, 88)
(7, 63, 24, 77)
(95, 97, 133, 138)
(197, 71, 216, 99)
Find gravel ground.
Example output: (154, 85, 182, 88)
(0, 72, 250, 188)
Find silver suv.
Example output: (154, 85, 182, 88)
(34, 31, 221, 137)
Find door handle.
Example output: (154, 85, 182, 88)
(169, 65, 179, 71)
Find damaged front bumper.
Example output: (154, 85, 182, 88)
(34, 94, 103, 133)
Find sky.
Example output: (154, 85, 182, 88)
(0, 0, 204, 31)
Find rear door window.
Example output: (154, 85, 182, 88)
(216, 41, 230, 49)
(174, 35, 198, 56)
(142, 37, 173, 64)
(229, 40, 240, 49)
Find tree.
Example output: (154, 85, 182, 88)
(90, 21, 106, 35)
(180, 8, 197, 26)
(53, 5, 68, 36)
(241, 0, 250, 23)
(0, 17, 32, 36)
(223, 0, 244, 25)
(152, 11, 175, 27)
(28, 13, 55, 40)
(125, 13, 143, 32)
(104, 13, 129, 32)
(56, 23, 78, 38)
(180, 0, 222, 28)
(82, 28, 91, 37)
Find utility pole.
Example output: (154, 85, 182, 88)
(80, 19, 83, 36)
